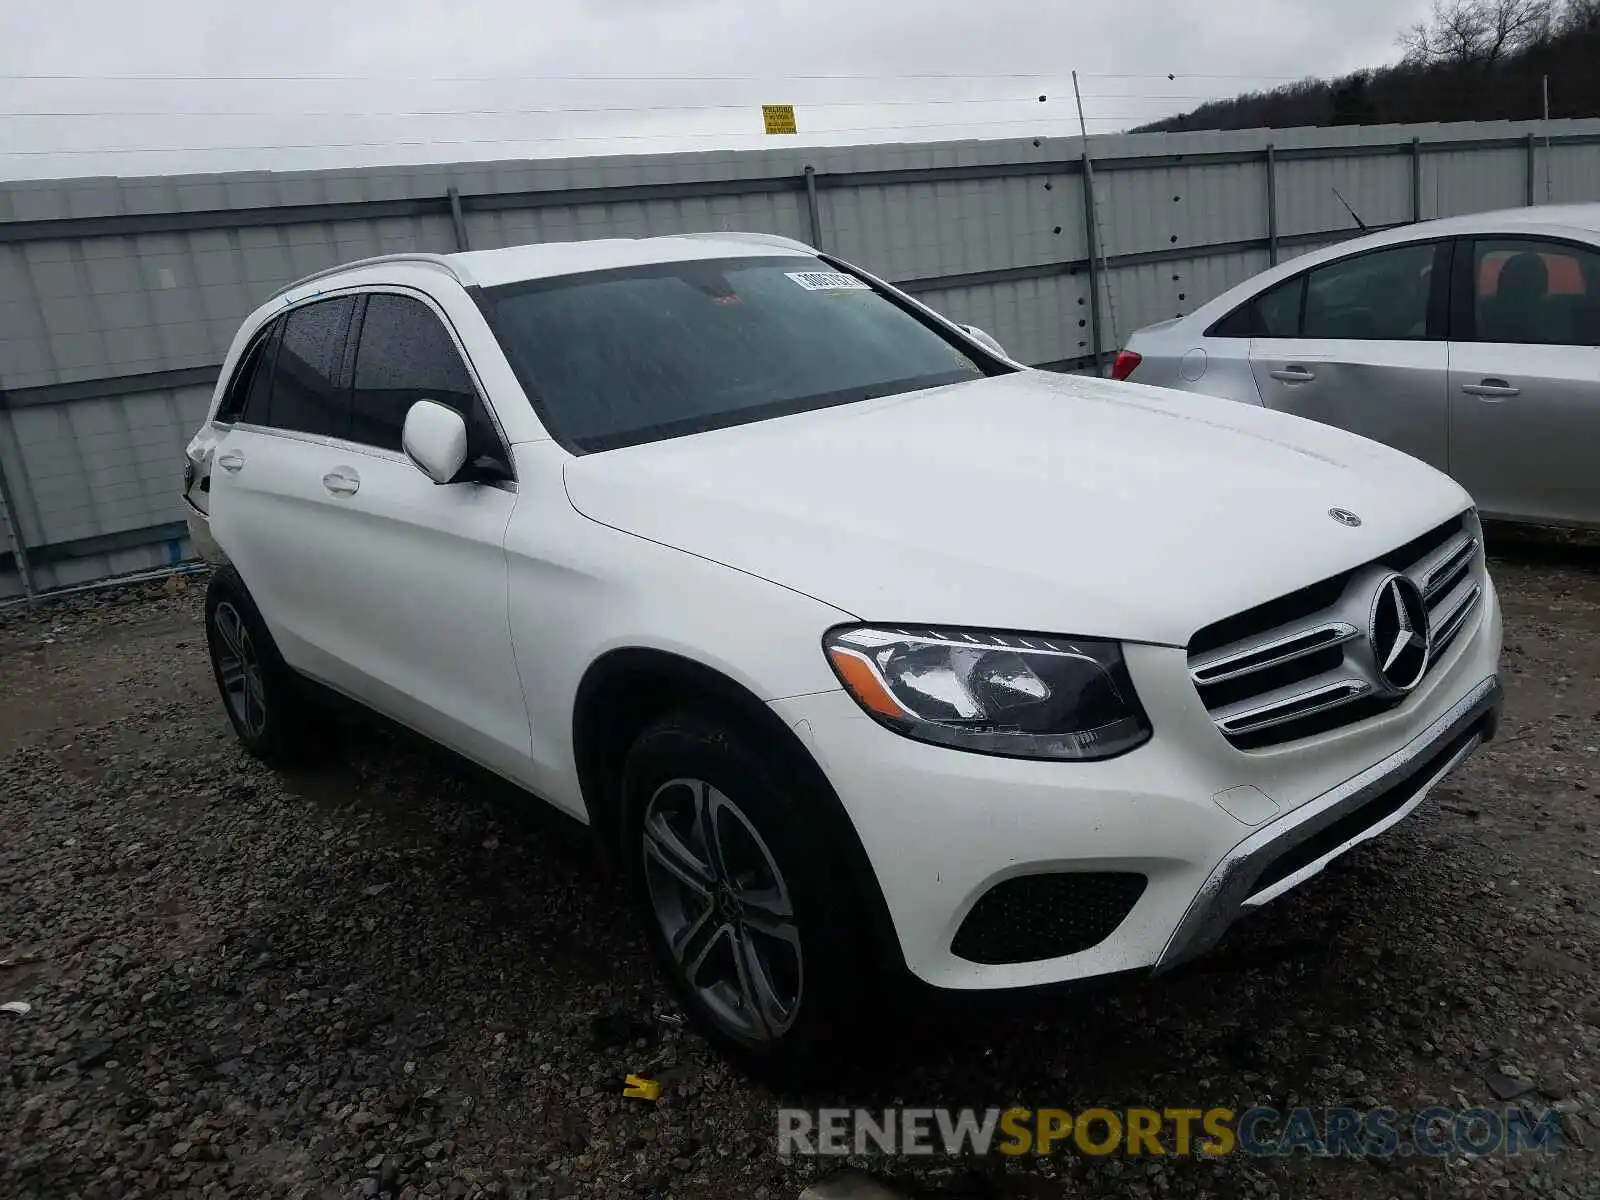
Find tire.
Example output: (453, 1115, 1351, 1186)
(621, 709, 871, 1082)
(203, 568, 332, 766)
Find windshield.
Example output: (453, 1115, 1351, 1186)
(479, 255, 1003, 451)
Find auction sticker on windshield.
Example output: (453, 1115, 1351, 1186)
(787, 271, 871, 291)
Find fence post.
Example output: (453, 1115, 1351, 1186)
(1525, 132, 1537, 206)
(1265, 144, 1279, 266)
(447, 186, 471, 252)
(1080, 153, 1104, 372)
(0, 449, 35, 602)
(1410, 137, 1422, 222)
(803, 166, 824, 250)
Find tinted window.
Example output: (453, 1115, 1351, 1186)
(1207, 302, 1251, 338)
(1254, 277, 1304, 337)
(266, 298, 355, 437)
(218, 327, 271, 421)
(240, 319, 282, 425)
(1472, 238, 1600, 346)
(1206, 276, 1303, 338)
(350, 294, 483, 452)
(481, 256, 997, 452)
(1302, 244, 1436, 340)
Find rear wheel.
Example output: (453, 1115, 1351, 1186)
(621, 710, 869, 1081)
(204, 569, 331, 765)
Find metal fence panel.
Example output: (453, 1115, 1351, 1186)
(4, 117, 1600, 597)
(913, 272, 1089, 368)
(825, 170, 1084, 281)
(1422, 146, 1529, 218)
(1548, 142, 1600, 204)
(464, 190, 812, 253)
(1104, 247, 1277, 340)
(1095, 159, 1268, 259)
(1275, 152, 1413, 237)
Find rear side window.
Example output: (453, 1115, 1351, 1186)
(1206, 277, 1302, 338)
(1207, 242, 1442, 340)
(265, 297, 356, 438)
(239, 319, 282, 425)
(350, 294, 484, 453)
(1302, 243, 1436, 340)
(1252, 278, 1303, 337)
(1469, 238, 1600, 346)
(217, 323, 274, 421)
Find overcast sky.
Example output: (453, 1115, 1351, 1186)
(0, 0, 1429, 181)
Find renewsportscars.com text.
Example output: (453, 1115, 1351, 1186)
(777, 1105, 1564, 1159)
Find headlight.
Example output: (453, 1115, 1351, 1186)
(823, 626, 1151, 761)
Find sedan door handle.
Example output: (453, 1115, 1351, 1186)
(1461, 379, 1520, 398)
(321, 467, 361, 496)
(216, 451, 245, 472)
(1268, 366, 1317, 383)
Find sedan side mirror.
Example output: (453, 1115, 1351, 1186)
(960, 324, 1008, 359)
(402, 400, 469, 484)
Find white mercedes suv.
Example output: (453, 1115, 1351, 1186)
(183, 232, 1502, 1077)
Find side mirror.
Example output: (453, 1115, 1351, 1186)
(402, 400, 469, 484)
(960, 324, 1008, 359)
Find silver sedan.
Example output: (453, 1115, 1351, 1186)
(1117, 204, 1600, 530)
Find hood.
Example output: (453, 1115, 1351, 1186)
(562, 371, 1472, 646)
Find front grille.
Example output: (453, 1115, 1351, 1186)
(1188, 511, 1485, 751)
(950, 872, 1147, 965)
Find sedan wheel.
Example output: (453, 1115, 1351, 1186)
(641, 777, 803, 1043)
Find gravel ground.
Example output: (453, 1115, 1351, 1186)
(2, 527, 1597, 1200)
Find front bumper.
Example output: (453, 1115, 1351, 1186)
(1155, 673, 1499, 970)
(770, 574, 1502, 991)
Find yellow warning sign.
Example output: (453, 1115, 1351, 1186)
(762, 104, 798, 135)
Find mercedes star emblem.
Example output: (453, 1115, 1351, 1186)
(1368, 574, 1431, 693)
(1329, 508, 1363, 528)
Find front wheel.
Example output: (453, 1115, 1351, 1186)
(621, 710, 869, 1080)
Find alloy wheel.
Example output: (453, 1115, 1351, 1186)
(212, 600, 268, 740)
(641, 777, 803, 1043)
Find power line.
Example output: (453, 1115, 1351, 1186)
(2, 97, 1228, 120)
(0, 70, 1316, 92)
(2, 70, 1079, 83)
(1077, 72, 1310, 81)
(0, 116, 1150, 157)
(0, 96, 1061, 120)
(1076, 93, 1256, 101)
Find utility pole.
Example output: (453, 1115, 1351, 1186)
(1542, 73, 1552, 204)
(1072, 70, 1118, 371)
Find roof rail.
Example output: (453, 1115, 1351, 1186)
(674, 231, 817, 254)
(268, 252, 468, 303)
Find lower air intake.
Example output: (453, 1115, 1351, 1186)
(951, 872, 1147, 965)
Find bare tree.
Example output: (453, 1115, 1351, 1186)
(1399, 0, 1556, 66)
(1560, 0, 1600, 30)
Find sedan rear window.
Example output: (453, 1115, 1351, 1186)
(479, 256, 1001, 451)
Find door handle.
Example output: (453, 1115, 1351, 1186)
(1461, 379, 1520, 398)
(216, 451, 245, 473)
(1268, 366, 1317, 383)
(321, 468, 361, 496)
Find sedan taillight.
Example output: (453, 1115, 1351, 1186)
(1109, 350, 1142, 382)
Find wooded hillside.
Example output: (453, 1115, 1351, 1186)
(1136, 0, 1600, 132)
